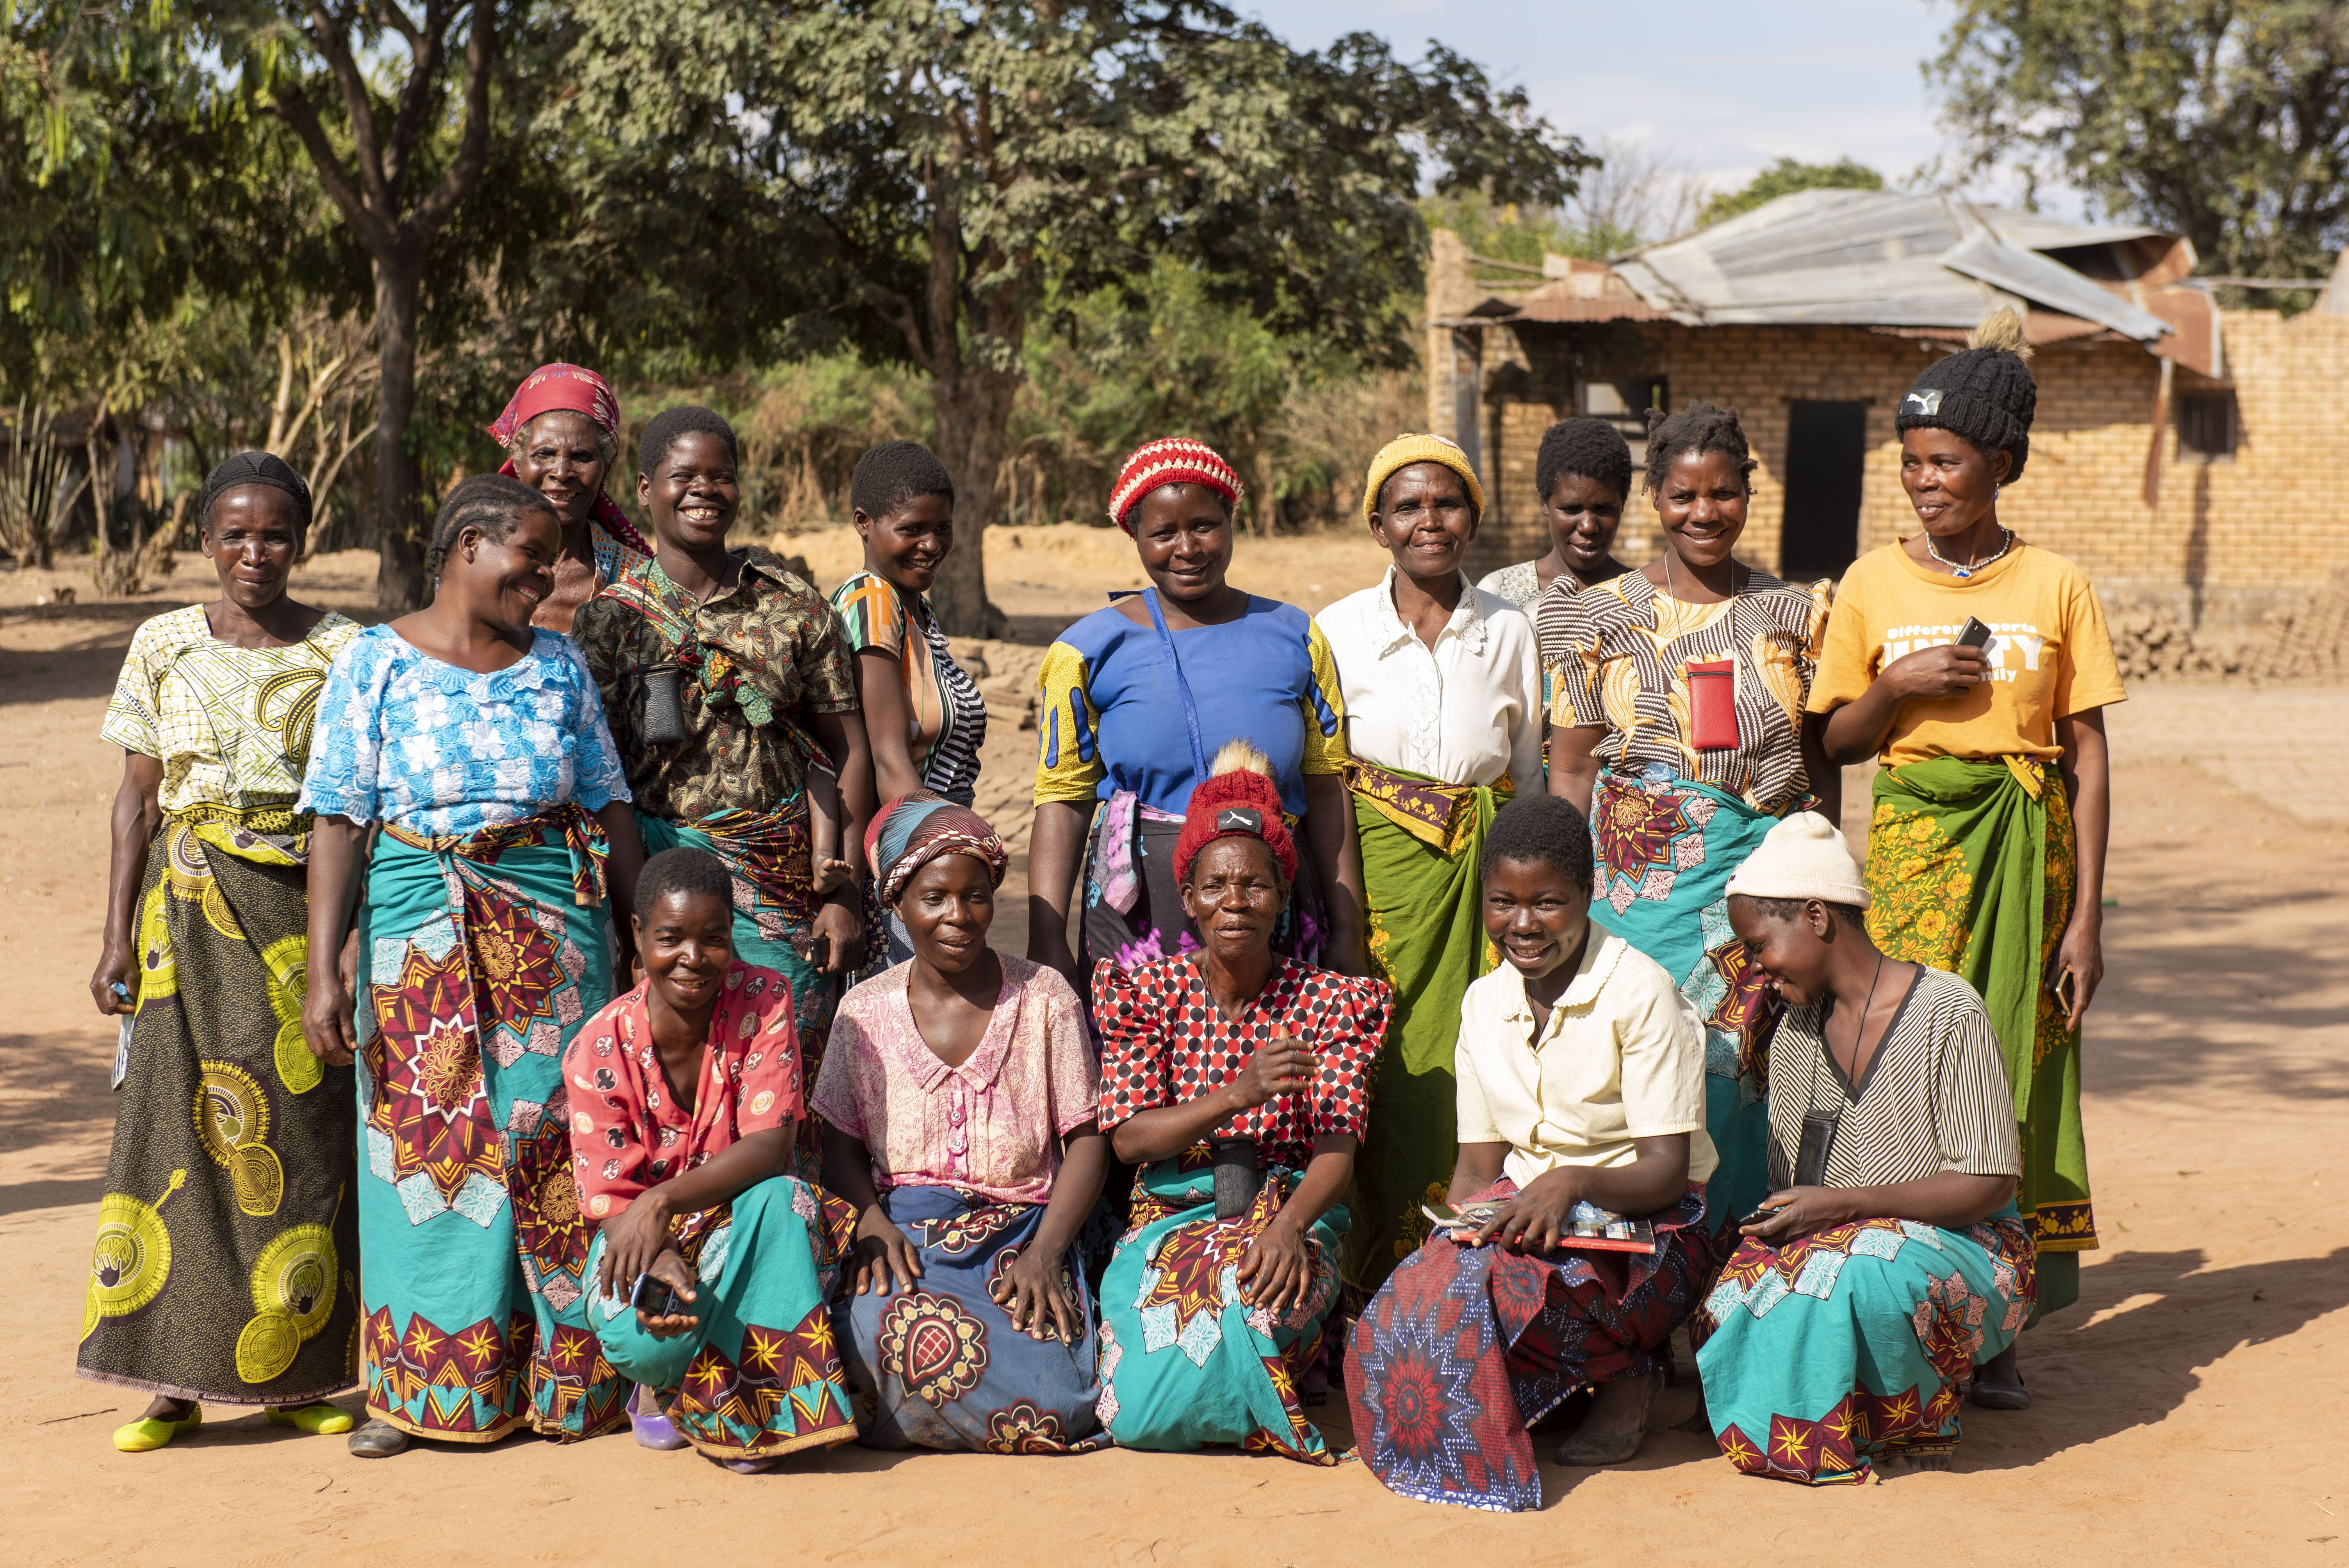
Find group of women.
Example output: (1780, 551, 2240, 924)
(80, 306, 2119, 1504)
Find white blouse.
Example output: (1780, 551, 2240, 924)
(1315, 568, 1544, 788)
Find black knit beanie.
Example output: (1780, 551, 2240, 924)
(1896, 308, 2037, 483)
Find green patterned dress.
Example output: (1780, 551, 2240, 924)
(78, 604, 363, 1405)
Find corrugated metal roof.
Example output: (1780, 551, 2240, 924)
(1608, 189, 2179, 342)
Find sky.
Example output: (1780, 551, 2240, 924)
(1240, 0, 2076, 222)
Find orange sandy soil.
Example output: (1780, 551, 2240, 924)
(2, 532, 2343, 1565)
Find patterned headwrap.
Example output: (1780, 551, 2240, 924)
(1173, 739, 1297, 887)
(200, 451, 312, 534)
(1106, 437, 1244, 533)
(865, 796, 1010, 906)
(484, 362, 651, 553)
(1361, 433, 1486, 525)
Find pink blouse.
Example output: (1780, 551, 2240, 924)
(564, 963, 802, 1221)
(812, 955, 1100, 1206)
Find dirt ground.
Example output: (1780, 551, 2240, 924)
(2, 529, 2343, 1565)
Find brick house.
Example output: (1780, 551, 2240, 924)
(1432, 189, 2349, 630)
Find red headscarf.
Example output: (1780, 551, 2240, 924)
(485, 362, 650, 553)
(1173, 739, 1297, 887)
(1107, 437, 1244, 534)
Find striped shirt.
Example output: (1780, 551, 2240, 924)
(1765, 966, 2019, 1191)
(831, 570, 986, 804)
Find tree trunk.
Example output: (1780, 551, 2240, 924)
(927, 367, 1018, 639)
(372, 262, 430, 613)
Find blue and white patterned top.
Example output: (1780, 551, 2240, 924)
(298, 624, 630, 836)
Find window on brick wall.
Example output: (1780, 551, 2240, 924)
(2177, 391, 2237, 461)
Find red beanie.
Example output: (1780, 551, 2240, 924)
(1173, 739, 1297, 887)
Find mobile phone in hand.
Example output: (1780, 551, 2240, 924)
(631, 1271, 679, 1318)
(2049, 967, 2078, 1015)
(1955, 616, 1994, 650)
(1736, 1206, 1776, 1229)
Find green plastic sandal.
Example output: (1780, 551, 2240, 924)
(267, 1403, 356, 1435)
(113, 1408, 202, 1453)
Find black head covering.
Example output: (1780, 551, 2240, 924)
(200, 451, 313, 533)
(1895, 310, 2038, 482)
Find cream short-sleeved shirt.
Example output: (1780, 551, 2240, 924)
(1454, 927, 1718, 1190)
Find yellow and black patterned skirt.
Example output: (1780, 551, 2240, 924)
(75, 812, 359, 1405)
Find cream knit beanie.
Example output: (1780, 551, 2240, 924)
(1724, 811, 1870, 909)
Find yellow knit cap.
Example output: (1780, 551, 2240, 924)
(1362, 433, 1486, 524)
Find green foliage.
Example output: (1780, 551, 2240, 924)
(1934, 0, 2349, 290)
(1698, 157, 1884, 227)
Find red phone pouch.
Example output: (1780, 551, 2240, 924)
(1684, 659, 1740, 751)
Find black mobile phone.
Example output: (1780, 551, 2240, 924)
(1955, 616, 1994, 650)
(631, 1271, 679, 1318)
(2049, 968, 2078, 1014)
(1736, 1206, 1776, 1229)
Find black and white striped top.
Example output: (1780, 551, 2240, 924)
(1766, 967, 2019, 1191)
(915, 607, 986, 804)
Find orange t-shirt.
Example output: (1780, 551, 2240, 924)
(1807, 540, 2124, 766)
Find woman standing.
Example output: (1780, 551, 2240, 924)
(1809, 309, 2119, 1389)
(1698, 814, 2035, 1482)
(1476, 417, 1634, 613)
(818, 800, 1110, 1454)
(1542, 404, 1834, 1244)
(300, 474, 647, 1457)
(1028, 438, 1363, 985)
(80, 454, 361, 1452)
(831, 442, 987, 807)
(573, 405, 874, 1174)
(1314, 435, 1542, 1299)
(1092, 746, 1391, 1463)
(830, 441, 988, 966)
(485, 362, 652, 634)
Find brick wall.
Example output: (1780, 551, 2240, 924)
(1458, 311, 2349, 627)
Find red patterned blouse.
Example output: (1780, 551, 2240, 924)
(565, 962, 802, 1220)
(1092, 954, 1391, 1170)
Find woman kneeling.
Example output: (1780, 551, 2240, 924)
(1094, 744, 1392, 1463)
(574, 848, 859, 1471)
(817, 800, 1111, 1452)
(1347, 795, 1716, 1511)
(1696, 813, 2033, 1483)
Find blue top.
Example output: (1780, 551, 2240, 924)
(299, 624, 630, 836)
(1032, 593, 1349, 818)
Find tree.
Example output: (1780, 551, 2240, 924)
(565, 1, 1589, 633)
(1699, 156, 1883, 227)
(215, 0, 501, 610)
(1934, 1, 2349, 284)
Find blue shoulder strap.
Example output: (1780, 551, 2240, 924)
(1119, 587, 1211, 783)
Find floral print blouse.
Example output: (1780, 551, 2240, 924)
(565, 963, 803, 1220)
(1093, 954, 1391, 1171)
(298, 624, 629, 836)
(813, 955, 1100, 1206)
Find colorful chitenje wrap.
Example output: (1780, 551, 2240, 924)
(78, 806, 360, 1406)
(484, 361, 651, 581)
(1340, 759, 1508, 1301)
(1692, 1204, 2037, 1483)
(1095, 1150, 1347, 1463)
(588, 1177, 860, 1461)
(836, 1186, 1111, 1453)
(353, 804, 625, 1441)
(1864, 754, 2091, 1314)
(1346, 1180, 1711, 1512)
(1586, 763, 1781, 1240)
